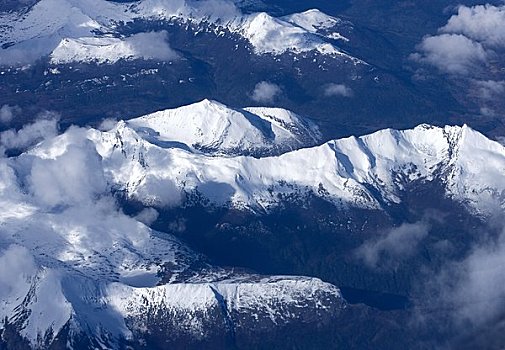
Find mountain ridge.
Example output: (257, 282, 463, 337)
(83, 116, 505, 215)
(126, 99, 322, 156)
(2, 107, 505, 348)
(0, 0, 360, 65)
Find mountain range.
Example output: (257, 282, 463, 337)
(1, 1, 505, 349)
(1, 99, 504, 348)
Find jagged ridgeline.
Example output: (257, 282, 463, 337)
(1, 1, 505, 349)
(1, 98, 505, 348)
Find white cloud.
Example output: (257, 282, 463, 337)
(191, 0, 240, 20)
(135, 207, 159, 226)
(356, 221, 430, 269)
(412, 4, 505, 75)
(0, 105, 20, 124)
(324, 83, 353, 97)
(97, 118, 118, 131)
(0, 122, 192, 338)
(50, 31, 179, 65)
(251, 81, 282, 103)
(1, 29, 179, 66)
(480, 106, 498, 117)
(28, 136, 107, 208)
(124, 31, 179, 61)
(3, 125, 160, 254)
(0, 36, 60, 66)
(135, 175, 184, 208)
(452, 235, 505, 324)
(0, 245, 37, 301)
(427, 226, 505, 331)
(411, 34, 488, 74)
(0, 113, 59, 153)
(473, 80, 505, 100)
(167, 218, 186, 233)
(441, 4, 505, 48)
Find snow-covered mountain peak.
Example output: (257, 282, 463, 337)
(87, 121, 505, 214)
(283, 8, 341, 32)
(282, 8, 351, 42)
(234, 11, 342, 55)
(4, 118, 505, 346)
(0, 124, 346, 347)
(0, 0, 360, 65)
(126, 99, 321, 156)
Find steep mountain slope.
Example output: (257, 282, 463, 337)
(2, 112, 505, 348)
(126, 99, 321, 156)
(88, 118, 505, 215)
(0, 128, 345, 349)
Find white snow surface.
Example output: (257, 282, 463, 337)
(50, 32, 179, 64)
(107, 276, 341, 338)
(2, 100, 505, 346)
(127, 99, 321, 156)
(88, 118, 505, 214)
(231, 11, 341, 55)
(0, 123, 343, 347)
(282, 9, 350, 42)
(0, 0, 357, 65)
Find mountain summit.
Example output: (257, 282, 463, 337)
(126, 99, 321, 156)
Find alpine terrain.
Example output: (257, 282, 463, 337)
(1, 0, 505, 349)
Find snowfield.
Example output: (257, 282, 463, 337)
(126, 99, 321, 156)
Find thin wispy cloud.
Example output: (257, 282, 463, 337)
(355, 221, 430, 269)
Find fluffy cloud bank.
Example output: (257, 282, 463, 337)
(0, 122, 170, 257)
(411, 34, 487, 74)
(0, 112, 59, 154)
(28, 135, 107, 208)
(441, 4, 505, 48)
(412, 4, 505, 75)
(411, 4, 505, 118)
